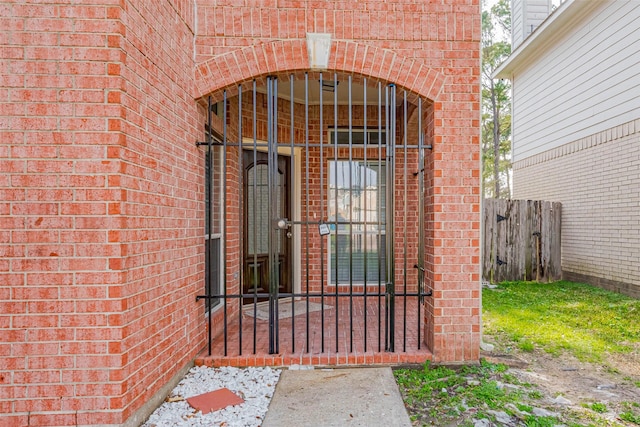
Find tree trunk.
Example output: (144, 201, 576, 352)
(502, 150, 511, 198)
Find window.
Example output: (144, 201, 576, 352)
(328, 160, 386, 284)
(329, 128, 385, 145)
(205, 136, 223, 310)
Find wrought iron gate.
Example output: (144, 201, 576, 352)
(197, 73, 432, 357)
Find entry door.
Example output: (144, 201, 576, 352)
(243, 150, 292, 301)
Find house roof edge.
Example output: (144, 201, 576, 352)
(493, 0, 605, 80)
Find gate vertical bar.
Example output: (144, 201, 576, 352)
(319, 73, 326, 353)
(289, 74, 296, 353)
(362, 79, 368, 352)
(304, 73, 311, 353)
(333, 72, 339, 354)
(384, 84, 390, 352)
(222, 90, 229, 356)
(251, 80, 258, 354)
(385, 84, 396, 352)
(267, 76, 279, 354)
(206, 96, 213, 356)
(417, 97, 424, 350)
(237, 85, 243, 355)
(402, 90, 408, 352)
(348, 75, 354, 353)
(377, 82, 383, 353)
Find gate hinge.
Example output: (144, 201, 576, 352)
(497, 214, 508, 222)
(496, 258, 507, 266)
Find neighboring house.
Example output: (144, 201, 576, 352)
(495, 0, 640, 298)
(1, 1, 481, 425)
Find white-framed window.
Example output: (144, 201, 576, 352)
(205, 134, 223, 311)
(328, 160, 386, 285)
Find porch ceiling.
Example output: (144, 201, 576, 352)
(255, 78, 404, 107)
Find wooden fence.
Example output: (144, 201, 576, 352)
(483, 199, 562, 283)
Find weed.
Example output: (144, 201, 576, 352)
(604, 365, 620, 375)
(468, 380, 506, 409)
(589, 402, 607, 413)
(620, 411, 640, 425)
(518, 339, 535, 352)
(516, 403, 533, 413)
(502, 372, 523, 385)
(524, 415, 558, 427)
(394, 361, 532, 425)
(528, 390, 543, 399)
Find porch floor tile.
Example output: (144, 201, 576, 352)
(196, 297, 432, 367)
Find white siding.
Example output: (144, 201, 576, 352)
(512, 0, 552, 49)
(512, 0, 525, 48)
(511, 0, 640, 162)
(524, 0, 552, 38)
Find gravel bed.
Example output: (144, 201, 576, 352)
(143, 366, 281, 427)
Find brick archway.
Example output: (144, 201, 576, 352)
(193, 40, 481, 365)
(194, 39, 445, 102)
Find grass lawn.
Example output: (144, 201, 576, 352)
(483, 280, 640, 361)
(395, 281, 640, 426)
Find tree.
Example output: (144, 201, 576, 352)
(482, 0, 512, 199)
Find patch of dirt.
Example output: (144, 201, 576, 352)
(485, 345, 639, 403)
(398, 339, 640, 426)
(482, 337, 640, 425)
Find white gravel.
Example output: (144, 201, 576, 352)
(143, 366, 281, 427)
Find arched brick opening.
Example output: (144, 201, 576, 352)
(194, 40, 445, 104)
(194, 40, 480, 365)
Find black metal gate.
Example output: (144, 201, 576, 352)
(197, 73, 432, 357)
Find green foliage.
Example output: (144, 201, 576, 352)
(468, 381, 507, 409)
(483, 281, 640, 361)
(394, 360, 539, 425)
(398, 278, 639, 426)
(589, 402, 608, 413)
(528, 390, 543, 399)
(518, 339, 535, 352)
(482, 0, 512, 198)
(524, 415, 558, 427)
(516, 403, 533, 413)
(620, 412, 640, 425)
(620, 401, 640, 424)
(393, 362, 462, 404)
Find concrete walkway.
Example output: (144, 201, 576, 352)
(262, 367, 412, 427)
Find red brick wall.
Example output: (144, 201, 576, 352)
(2, 0, 480, 424)
(1, 0, 204, 425)
(114, 1, 203, 423)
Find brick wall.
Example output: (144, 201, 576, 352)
(513, 119, 640, 298)
(114, 1, 204, 424)
(1, 0, 204, 425)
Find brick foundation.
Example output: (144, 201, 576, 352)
(513, 120, 640, 298)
